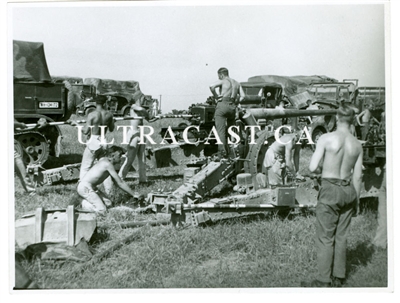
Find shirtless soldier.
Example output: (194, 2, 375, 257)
(301, 104, 363, 287)
(79, 95, 115, 180)
(77, 145, 136, 215)
(119, 100, 148, 183)
(209, 67, 245, 159)
(103, 100, 148, 196)
(356, 102, 379, 140)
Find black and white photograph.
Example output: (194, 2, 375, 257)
(5, 0, 396, 296)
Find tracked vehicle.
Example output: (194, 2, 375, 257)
(13, 40, 83, 166)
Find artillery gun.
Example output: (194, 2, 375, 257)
(147, 107, 341, 226)
(146, 102, 386, 227)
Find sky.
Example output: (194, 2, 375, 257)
(9, 2, 386, 114)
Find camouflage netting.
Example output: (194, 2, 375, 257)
(83, 78, 144, 103)
(248, 75, 338, 97)
(13, 40, 52, 82)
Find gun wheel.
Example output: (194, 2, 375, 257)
(15, 132, 50, 165)
(244, 130, 275, 175)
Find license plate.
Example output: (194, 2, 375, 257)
(39, 102, 59, 108)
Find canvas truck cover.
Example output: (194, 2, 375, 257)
(248, 75, 338, 97)
(52, 76, 84, 84)
(83, 78, 144, 103)
(13, 40, 52, 82)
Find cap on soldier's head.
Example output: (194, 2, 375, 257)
(94, 95, 107, 104)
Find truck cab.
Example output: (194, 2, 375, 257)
(240, 82, 283, 108)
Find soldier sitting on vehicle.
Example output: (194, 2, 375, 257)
(76, 145, 137, 215)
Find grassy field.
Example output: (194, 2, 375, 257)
(13, 116, 388, 289)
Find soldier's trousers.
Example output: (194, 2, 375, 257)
(315, 178, 357, 283)
(214, 99, 236, 157)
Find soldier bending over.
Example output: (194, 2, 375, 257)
(263, 130, 302, 186)
(77, 145, 136, 215)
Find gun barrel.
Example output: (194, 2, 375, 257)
(245, 108, 337, 120)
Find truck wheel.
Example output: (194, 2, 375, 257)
(15, 132, 50, 165)
(85, 107, 95, 116)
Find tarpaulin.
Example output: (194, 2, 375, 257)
(13, 40, 52, 82)
(52, 76, 83, 84)
(83, 78, 144, 103)
(248, 75, 338, 97)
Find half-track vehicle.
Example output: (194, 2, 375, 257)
(13, 40, 83, 165)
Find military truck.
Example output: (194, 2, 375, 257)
(241, 76, 345, 143)
(243, 75, 361, 142)
(307, 79, 359, 107)
(75, 78, 158, 118)
(13, 40, 82, 165)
